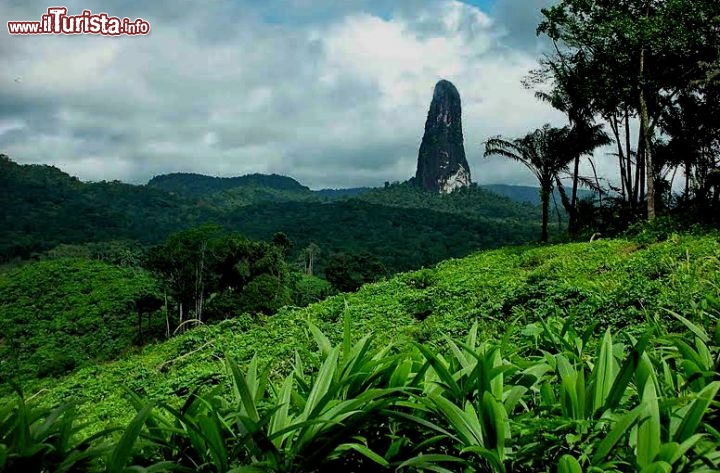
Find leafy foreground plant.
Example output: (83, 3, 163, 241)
(120, 317, 408, 472)
(3, 313, 719, 472)
(0, 388, 117, 472)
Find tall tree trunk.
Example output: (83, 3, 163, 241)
(588, 158, 603, 208)
(569, 155, 580, 234)
(164, 291, 170, 339)
(625, 106, 635, 206)
(551, 189, 563, 231)
(639, 11, 655, 220)
(540, 184, 550, 242)
(609, 114, 627, 201)
(635, 120, 645, 210)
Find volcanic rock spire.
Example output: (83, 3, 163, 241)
(414, 80, 471, 193)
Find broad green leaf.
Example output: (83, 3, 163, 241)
(665, 309, 710, 344)
(429, 395, 483, 446)
(108, 402, 155, 473)
(309, 323, 332, 357)
(592, 329, 615, 414)
(416, 343, 462, 399)
(397, 454, 467, 472)
(269, 375, 294, 443)
(604, 331, 652, 411)
(637, 379, 660, 468)
(654, 434, 703, 465)
(557, 454, 583, 473)
(226, 357, 260, 422)
(592, 404, 643, 464)
(302, 347, 340, 420)
(503, 385, 528, 414)
(673, 381, 720, 443)
(638, 461, 672, 473)
(337, 443, 389, 467)
(481, 391, 508, 459)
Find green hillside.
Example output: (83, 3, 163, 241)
(0, 259, 160, 383)
(13, 232, 719, 435)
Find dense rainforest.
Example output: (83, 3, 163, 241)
(0, 154, 541, 272)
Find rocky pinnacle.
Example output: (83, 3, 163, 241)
(414, 80, 472, 193)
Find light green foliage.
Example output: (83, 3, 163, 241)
(0, 259, 160, 384)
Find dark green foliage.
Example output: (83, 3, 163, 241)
(0, 259, 161, 385)
(41, 240, 147, 268)
(358, 181, 538, 221)
(314, 187, 372, 198)
(146, 225, 291, 321)
(13, 233, 718, 440)
(0, 156, 539, 275)
(0, 155, 209, 262)
(223, 197, 539, 276)
(271, 232, 293, 254)
(237, 274, 292, 315)
(147, 172, 310, 196)
(324, 252, 388, 292)
(401, 268, 437, 290)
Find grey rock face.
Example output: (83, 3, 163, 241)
(414, 80, 472, 194)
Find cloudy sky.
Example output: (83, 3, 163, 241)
(0, 0, 574, 189)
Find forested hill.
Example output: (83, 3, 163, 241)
(0, 155, 542, 272)
(0, 154, 212, 261)
(147, 172, 310, 197)
(359, 181, 540, 220)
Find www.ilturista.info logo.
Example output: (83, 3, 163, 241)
(7, 7, 150, 35)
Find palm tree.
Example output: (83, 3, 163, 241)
(535, 58, 611, 232)
(485, 124, 575, 242)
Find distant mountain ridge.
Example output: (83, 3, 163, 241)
(484, 184, 595, 206)
(314, 187, 373, 198)
(0, 155, 542, 271)
(147, 172, 309, 197)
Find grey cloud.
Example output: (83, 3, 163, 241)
(491, 0, 556, 51)
(0, 0, 577, 190)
